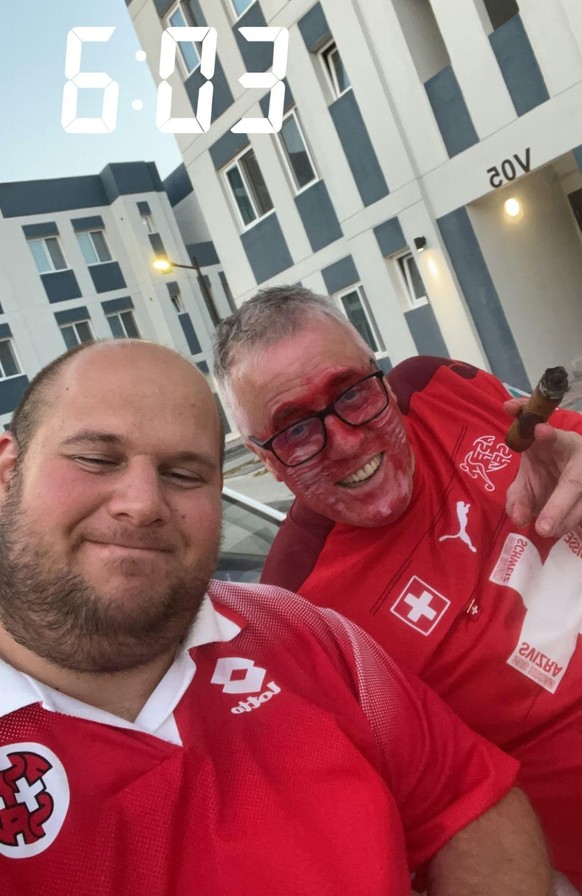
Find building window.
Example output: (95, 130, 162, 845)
(335, 286, 380, 353)
(164, 2, 201, 75)
(106, 311, 140, 339)
(59, 320, 94, 350)
(140, 211, 155, 233)
(169, 287, 184, 313)
(279, 111, 318, 192)
(0, 339, 21, 379)
(320, 42, 351, 98)
(77, 230, 113, 266)
(230, 0, 256, 17)
(224, 149, 274, 227)
(397, 253, 428, 308)
(27, 236, 68, 274)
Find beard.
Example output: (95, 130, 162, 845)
(0, 473, 220, 674)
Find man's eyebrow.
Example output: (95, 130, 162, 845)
(60, 432, 218, 470)
(61, 432, 123, 447)
(271, 369, 370, 430)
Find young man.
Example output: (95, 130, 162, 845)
(214, 285, 582, 893)
(0, 339, 549, 895)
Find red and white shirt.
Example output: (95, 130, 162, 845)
(263, 356, 582, 890)
(0, 581, 517, 896)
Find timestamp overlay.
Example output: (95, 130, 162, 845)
(61, 25, 289, 136)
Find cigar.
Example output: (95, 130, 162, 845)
(505, 366, 570, 452)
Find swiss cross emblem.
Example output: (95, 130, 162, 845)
(390, 577, 450, 635)
(0, 743, 69, 858)
(459, 434, 512, 492)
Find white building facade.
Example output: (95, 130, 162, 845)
(127, 0, 582, 391)
(0, 161, 233, 429)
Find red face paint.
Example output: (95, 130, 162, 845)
(231, 317, 415, 527)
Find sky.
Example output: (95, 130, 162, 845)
(1, 0, 183, 185)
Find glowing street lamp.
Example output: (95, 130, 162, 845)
(151, 254, 220, 326)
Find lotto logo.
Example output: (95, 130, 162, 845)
(211, 657, 267, 694)
(390, 577, 450, 635)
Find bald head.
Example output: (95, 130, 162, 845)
(11, 340, 224, 467)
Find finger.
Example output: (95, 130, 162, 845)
(535, 474, 582, 537)
(502, 398, 528, 418)
(505, 479, 536, 528)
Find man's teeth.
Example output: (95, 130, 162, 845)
(338, 454, 382, 487)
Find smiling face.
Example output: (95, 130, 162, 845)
(229, 316, 415, 527)
(0, 342, 223, 672)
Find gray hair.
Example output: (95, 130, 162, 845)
(213, 285, 360, 405)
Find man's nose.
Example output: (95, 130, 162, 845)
(323, 414, 367, 460)
(107, 461, 170, 526)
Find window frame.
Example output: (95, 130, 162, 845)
(228, 0, 257, 21)
(319, 40, 351, 100)
(27, 235, 69, 274)
(76, 229, 113, 266)
(278, 109, 319, 194)
(395, 251, 429, 310)
(163, 1, 202, 77)
(334, 284, 382, 354)
(59, 319, 95, 350)
(106, 310, 141, 340)
(223, 147, 274, 230)
(0, 338, 22, 379)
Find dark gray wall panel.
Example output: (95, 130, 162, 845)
(295, 180, 342, 252)
(187, 0, 206, 25)
(0, 323, 12, 339)
(184, 59, 233, 124)
(72, 215, 104, 232)
(1, 178, 107, 218)
(321, 256, 359, 294)
(437, 207, 530, 390)
(425, 67, 479, 157)
(163, 164, 193, 205)
(240, 215, 293, 282)
(0, 163, 163, 218)
(298, 3, 331, 51)
(209, 129, 249, 169)
(54, 306, 90, 325)
(573, 146, 582, 173)
(374, 217, 407, 257)
(89, 262, 127, 294)
(490, 15, 549, 116)
(187, 241, 220, 266)
(41, 270, 82, 303)
(404, 305, 449, 357)
(0, 375, 29, 416)
(154, 0, 172, 15)
(259, 79, 294, 117)
(149, 233, 166, 255)
(22, 222, 59, 239)
(100, 162, 164, 203)
(178, 313, 202, 354)
(234, 3, 272, 74)
(329, 91, 389, 206)
(101, 296, 134, 314)
(137, 200, 151, 215)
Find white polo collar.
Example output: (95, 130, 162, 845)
(0, 594, 242, 743)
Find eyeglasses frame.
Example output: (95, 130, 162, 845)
(248, 368, 389, 468)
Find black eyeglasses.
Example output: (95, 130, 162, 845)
(249, 369, 389, 467)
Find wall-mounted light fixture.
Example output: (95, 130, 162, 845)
(413, 236, 427, 252)
(504, 197, 522, 218)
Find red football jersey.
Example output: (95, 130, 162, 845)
(262, 356, 582, 889)
(0, 581, 517, 895)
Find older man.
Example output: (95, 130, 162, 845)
(0, 339, 550, 895)
(214, 285, 582, 893)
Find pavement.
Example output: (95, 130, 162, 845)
(223, 436, 294, 512)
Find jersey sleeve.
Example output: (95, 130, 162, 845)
(317, 606, 520, 869)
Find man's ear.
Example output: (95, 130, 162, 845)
(243, 439, 283, 483)
(0, 433, 18, 495)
